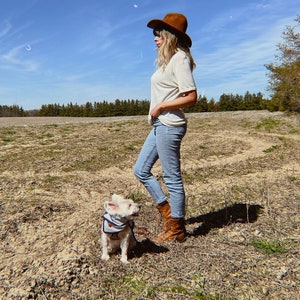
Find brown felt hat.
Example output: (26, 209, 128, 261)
(147, 13, 192, 47)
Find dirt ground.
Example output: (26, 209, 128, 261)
(0, 111, 299, 299)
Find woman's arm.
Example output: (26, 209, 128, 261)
(150, 90, 197, 119)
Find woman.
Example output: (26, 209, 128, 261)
(134, 13, 197, 243)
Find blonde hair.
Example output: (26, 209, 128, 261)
(155, 29, 195, 70)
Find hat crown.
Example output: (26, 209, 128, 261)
(162, 13, 188, 33)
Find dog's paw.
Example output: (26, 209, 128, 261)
(101, 254, 110, 261)
(120, 257, 129, 264)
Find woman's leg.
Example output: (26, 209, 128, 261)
(155, 122, 187, 218)
(133, 127, 167, 205)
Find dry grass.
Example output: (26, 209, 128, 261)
(0, 111, 299, 299)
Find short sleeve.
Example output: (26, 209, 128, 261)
(173, 52, 196, 94)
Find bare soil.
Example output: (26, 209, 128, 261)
(0, 111, 299, 299)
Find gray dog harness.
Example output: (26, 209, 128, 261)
(102, 213, 135, 240)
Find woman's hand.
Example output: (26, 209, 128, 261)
(150, 90, 197, 118)
(150, 104, 162, 119)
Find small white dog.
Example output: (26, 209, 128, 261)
(101, 194, 140, 263)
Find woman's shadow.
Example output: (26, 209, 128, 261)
(130, 203, 263, 259)
(186, 203, 263, 237)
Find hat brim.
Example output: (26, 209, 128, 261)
(147, 19, 192, 47)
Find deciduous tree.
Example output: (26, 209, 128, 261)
(266, 15, 300, 112)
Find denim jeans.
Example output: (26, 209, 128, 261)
(134, 119, 187, 218)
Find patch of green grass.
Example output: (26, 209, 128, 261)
(126, 191, 146, 202)
(98, 146, 108, 151)
(123, 276, 147, 293)
(289, 128, 299, 134)
(67, 157, 96, 171)
(182, 169, 207, 183)
(41, 175, 62, 191)
(194, 291, 230, 300)
(278, 136, 287, 144)
(1, 137, 14, 143)
(249, 239, 289, 254)
(38, 132, 55, 139)
(169, 284, 189, 294)
(124, 144, 135, 151)
(91, 271, 231, 300)
(0, 128, 17, 143)
(0, 128, 16, 135)
(255, 118, 282, 132)
(240, 119, 253, 129)
(60, 126, 72, 133)
(263, 145, 279, 153)
(255, 117, 299, 134)
(287, 175, 299, 182)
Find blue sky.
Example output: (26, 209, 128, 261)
(0, 0, 299, 110)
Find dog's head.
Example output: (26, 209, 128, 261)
(104, 194, 140, 219)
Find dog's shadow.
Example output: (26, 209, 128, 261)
(186, 203, 263, 237)
(131, 238, 169, 258)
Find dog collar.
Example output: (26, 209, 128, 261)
(102, 213, 133, 234)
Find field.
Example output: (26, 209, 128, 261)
(0, 111, 299, 299)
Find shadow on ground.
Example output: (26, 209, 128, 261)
(186, 203, 263, 237)
(131, 239, 169, 259)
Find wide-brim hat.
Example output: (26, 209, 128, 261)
(147, 13, 192, 47)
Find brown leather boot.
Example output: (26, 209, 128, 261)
(156, 201, 171, 232)
(152, 217, 187, 243)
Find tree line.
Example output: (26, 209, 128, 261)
(0, 105, 27, 117)
(185, 92, 270, 113)
(38, 92, 270, 116)
(38, 99, 150, 117)
(1, 92, 273, 117)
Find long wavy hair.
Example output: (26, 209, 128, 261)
(155, 29, 196, 70)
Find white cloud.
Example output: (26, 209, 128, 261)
(0, 21, 12, 38)
(1, 44, 39, 72)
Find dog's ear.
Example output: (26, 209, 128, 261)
(104, 201, 119, 214)
(112, 194, 124, 203)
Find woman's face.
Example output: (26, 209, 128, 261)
(154, 31, 164, 48)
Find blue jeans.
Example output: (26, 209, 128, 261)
(134, 120, 187, 218)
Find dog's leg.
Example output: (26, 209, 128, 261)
(120, 235, 130, 264)
(101, 234, 110, 261)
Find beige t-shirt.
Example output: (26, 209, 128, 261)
(149, 49, 196, 126)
